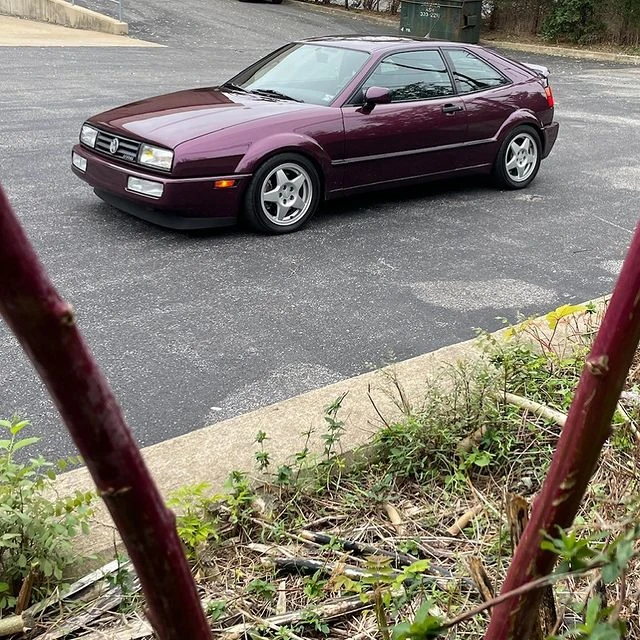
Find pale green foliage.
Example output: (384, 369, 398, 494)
(167, 482, 220, 561)
(0, 417, 93, 612)
(168, 471, 257, 559)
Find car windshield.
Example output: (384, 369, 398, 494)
(230, 44, 370, 106)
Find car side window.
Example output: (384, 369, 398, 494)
(359, 50, 454, 103)
(444, 49, 510, 94)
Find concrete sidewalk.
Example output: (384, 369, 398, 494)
(57, 334, 480, 559)
(0, 15, 161, 45)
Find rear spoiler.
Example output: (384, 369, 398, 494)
(523, 62, 550, 80)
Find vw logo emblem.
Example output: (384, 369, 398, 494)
(109, 138, 119, 154)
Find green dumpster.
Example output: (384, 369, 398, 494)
(400, 0, 481, 44)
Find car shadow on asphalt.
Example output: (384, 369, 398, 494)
(318, 175, 491, 222)
(91, 175, 492, 239)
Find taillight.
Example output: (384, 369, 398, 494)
(545, 85, 554, 108)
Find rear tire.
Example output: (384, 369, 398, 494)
(244, 153, 321, 234)
(493, 125, 541, 190)
(272, 0, 283, 4)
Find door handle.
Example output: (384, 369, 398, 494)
(442, 103, 464, 114)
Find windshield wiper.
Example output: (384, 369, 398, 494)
(250, 89, 302, 103)
(220, 82, 250, 94)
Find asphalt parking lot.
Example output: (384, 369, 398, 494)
(1, 0, 639, 457)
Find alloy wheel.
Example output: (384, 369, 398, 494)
(260, 163, 313, 226)
(504, 133, 538, 183)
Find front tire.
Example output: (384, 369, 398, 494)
(493, 126, 541, 189)
(244, 153, 321, 234)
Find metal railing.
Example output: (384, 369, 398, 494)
(70, 0, 123, 23)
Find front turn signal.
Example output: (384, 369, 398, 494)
(214, 179, 237, 189)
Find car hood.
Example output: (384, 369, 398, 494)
(88, 87, 315, 149)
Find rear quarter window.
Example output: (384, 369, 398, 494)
(444, 49, 510, 94)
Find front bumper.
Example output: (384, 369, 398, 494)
(541, 121, 560, 159)
(71, 145, 249, 230)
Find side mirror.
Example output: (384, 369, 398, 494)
(364, 86, 391, 107)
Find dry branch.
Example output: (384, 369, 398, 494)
(503, 393, 567, 427)
(36, 578, 141, 640)
(458, 393, 567, 455)
(382, 502, 406, 535)
(503, 494, 556, 639)
(276, 580, 287, 615)
(0, 615, 29, 637)
(299, 530, 419, 567)
(74, 619, 153, 640)
(447, 504, 483, 536)
(505, 494, 529, 553)
(16, 570, 36, 614)
(468, 558, 494, 604)
(219, 594, 374, 640)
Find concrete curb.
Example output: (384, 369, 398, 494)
(55, 298, 609, 562)
(0, 0, 127, 35)
(57, 334, 481, 559)
(0, 15, 161, 46)
(482, 39, 640, 65)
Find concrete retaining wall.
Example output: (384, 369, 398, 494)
(0, 0, 127, 35)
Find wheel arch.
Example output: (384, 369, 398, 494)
(495, 111, 543, 149)
(235, 134, 331, 198)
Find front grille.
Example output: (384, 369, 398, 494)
(93, 130, 141, 164)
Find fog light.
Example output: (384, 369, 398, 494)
(72, 152, 87, 172)
(127, 176, 164, 198)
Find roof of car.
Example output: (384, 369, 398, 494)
(300, 35, 477, 53)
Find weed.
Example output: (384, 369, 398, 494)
(0, 417, 92, 612)
(106, 554, 139, 614)
(297, 609, 330, 635)
(302, 570, 327, 601)
(224, 471, 255, 531)
(205, 599, 226, 621)
(392, 600, 444, 640)
(167, 482, 219, 561)
(255, 430, 270, 473)
(246, 578, 277, 601)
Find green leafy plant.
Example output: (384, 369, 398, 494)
(224, 470, 255, 530)
(106, 554, 139, 614)
(322, 393, 348, 461)
(549, 598, 625, 640)
(205, 599, 227, 622)
(297, 610, 330, 635)
(541, 0, 602, 43)
(246, 578, 277, 600)
(392, 601, 444, 640)
(167, 482, 219, 561)
(255, 430, 270, 473)
(303, 570, 327, 601)
(0, 417, 93, 612)
(540, 527, 602, 573)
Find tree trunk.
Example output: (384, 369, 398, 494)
(0, 185, 211, 640)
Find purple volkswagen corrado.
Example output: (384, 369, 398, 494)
(71, 36, 559, 234)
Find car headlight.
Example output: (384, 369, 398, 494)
(80, 124, 98, 148)
(138, 144, 173, 171)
